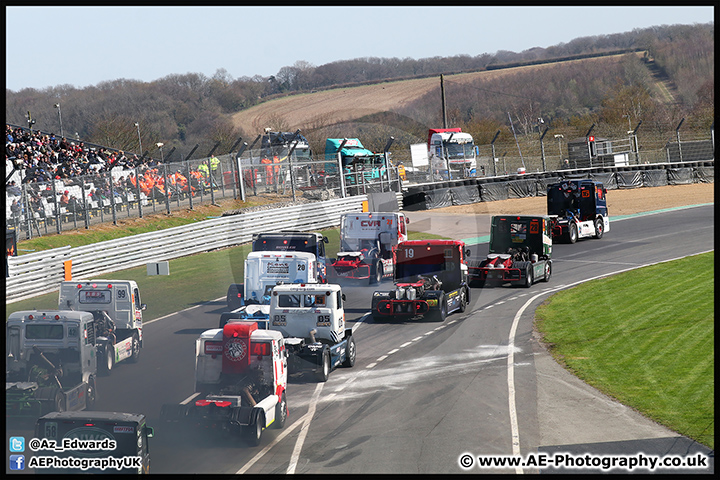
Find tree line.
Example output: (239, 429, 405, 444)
(5, 22, 713, 162)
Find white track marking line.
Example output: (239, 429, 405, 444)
(286, 382, 324, 474)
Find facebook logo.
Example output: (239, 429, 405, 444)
(9, 454, 25, 471)
(10, 437, 25, 452)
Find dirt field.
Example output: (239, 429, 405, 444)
(426, 182, 714, 217)
(231, 54, 638, 134)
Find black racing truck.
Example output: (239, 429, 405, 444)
(547, 179, 609, 243)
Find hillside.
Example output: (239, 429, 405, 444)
(230, 52, 642, 136)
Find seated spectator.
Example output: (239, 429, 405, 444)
(7, 180, 21, 196)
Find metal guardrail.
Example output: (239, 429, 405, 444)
(6, 196, 369, 304)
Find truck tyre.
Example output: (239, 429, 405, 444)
(99, 344, 114, 376)
(594, 217, 604, 239)
(129, 332, 140, 363)
(568, 223, 578, 244)
(524, 265, 533, 288)
(458, 287, 468, 313)
(316, 346, 331, 382)
(273, 392, 287, 429)
(86, 376, 97, 410)
(245, 411, 264, 447)
(541, 261, 552, 282)
(370, 260, 383, 285)
(342, 335, 356, 368)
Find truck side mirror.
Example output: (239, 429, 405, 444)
(465, 249, 471, 258)
(145, 426, 154, 438)
(140, 304, 147, 311)
(341, 294, 346, 301)
(323, 237, 329, 244)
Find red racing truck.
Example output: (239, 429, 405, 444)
(371, 240, 470, 321)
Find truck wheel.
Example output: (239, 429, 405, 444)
(568, 223, 578, 244)
(370, 261, 382, 285)
(524, 265, 534, 288)
(129, 332, 140, 363)
(245, 411, 264, 446)
(458, 288, 468, 313)
(316, 346, 331, 382)
(99, 345, 114, 376)
(342, 335, 356, 368)
(86, 376, 97, 410)
(273, 392, 287, 429)
(541, 262, 552, 282)
(594, 218, 604, 239)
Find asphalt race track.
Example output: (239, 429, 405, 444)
(7, 205, 714, 474)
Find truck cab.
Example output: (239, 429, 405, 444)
(34, 411, 154, 474)
(162, 321, 288, 446)
(372, 240, 470, 321)
(251, 231, 329, 281)
(469, 215, 553, 287)
(6, 310, 98, 417)
(59, 279, 146, 375)
(329, 212, 410, 284)
(324, 138, 387, 186)
(226, 250, 318, 311)
(268, 283, 355, 382)
(547, 179, 609, 243)
(428, 128, 478, 179)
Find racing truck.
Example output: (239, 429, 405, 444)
(371, 240, 471, 322)
(327, 212, 409, 285)
(35, 411, 154, 474)
(6, 310, 98, 418)
(160, 321, 288, 447)
(267, 283, 355, 382)
(546, 179, 609, 243)
(225, 251, 318, 313)
(468, 215, 553, 288)
(59, 279, 146, 376)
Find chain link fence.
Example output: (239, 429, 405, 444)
(6, 124, 713, 240)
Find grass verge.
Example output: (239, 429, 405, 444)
(535, 251, 714, 449)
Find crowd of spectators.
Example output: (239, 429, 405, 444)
(6, 125, 216, 226)
(6, 124, 159, 184)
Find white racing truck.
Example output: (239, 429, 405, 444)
(160, 321, 288, 447)
(267, 283, 355, 382)
(224, 251, 317, 317)
(6, 310, 98, 418)
(59, 280, 146, 376)
(327, 212, 409, 285)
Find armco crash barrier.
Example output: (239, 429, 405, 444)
(401, 162, 713, 210)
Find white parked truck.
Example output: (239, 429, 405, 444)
(59, 279, 146, 376)
(428, 128, 478, 179)
(328, 212, 409, 284)
(160, 321, 288, 446)
(6, 310, 98, 418)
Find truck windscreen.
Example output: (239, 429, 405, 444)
(26, 324, 64, 340)
(255, 238, 316, 254)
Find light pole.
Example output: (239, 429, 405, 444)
(156, 142, 164, 163)
(54, 103, 64, 137)
(134, 122, 142, 155)
(554, 134, 565, 167)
